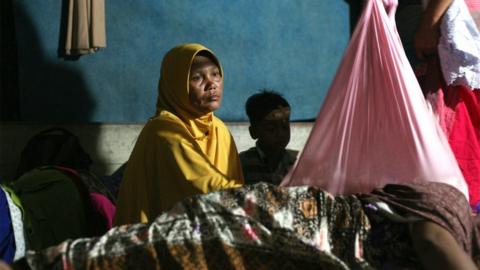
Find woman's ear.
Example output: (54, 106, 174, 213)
(249, 125, 258, 140)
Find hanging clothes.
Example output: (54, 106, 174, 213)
(430, 84, 480, 206)
(281, 0, 469, 200)
(415, 0, 480, 206)
(435, 0, 480, 89)
(63, 0, 106, 56)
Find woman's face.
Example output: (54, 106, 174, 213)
(188, 55, 223, 114)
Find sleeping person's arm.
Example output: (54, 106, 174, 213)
(411, 221, 477, 270)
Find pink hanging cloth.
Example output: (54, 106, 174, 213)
(281, 0, 469, 199)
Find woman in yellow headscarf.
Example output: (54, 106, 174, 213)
(114, 43, 244, 225)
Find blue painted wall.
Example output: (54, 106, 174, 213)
(13, 0, 349, 123)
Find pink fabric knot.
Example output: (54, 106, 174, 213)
(382, 0, 398, 20)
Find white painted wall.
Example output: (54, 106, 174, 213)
(0, 123, 313, 181)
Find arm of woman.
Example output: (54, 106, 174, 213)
(116, 117, 243, 224)
(161, 137, 243, 193)
(152, 116, 243, 195)
(144, 136, 243, 216)
(414, 0, 453, 60)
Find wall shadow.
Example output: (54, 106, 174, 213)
(1, 0, 20, 121)
(13, 2, 95, 122)
(0, 2, 108, 181)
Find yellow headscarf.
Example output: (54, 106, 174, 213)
(114, 44, 244, 225)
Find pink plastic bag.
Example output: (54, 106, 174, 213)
(281, 0, 469, 199)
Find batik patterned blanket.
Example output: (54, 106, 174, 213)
(23, 182, 477, 269)
(24, 183, 375, 270)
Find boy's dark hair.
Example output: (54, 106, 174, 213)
(245, 90, 290, 124)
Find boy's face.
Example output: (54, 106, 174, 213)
(250, 106, 291, 154)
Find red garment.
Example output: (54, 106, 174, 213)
(90, 193, 116, 229)
(421, 58, 480, 206)
(429, 86, 480, 206)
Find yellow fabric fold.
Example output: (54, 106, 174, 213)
(114, 44, 244, 225)
(64, 0, 106, 55)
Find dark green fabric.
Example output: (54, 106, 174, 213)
(11, 168, 89, 250)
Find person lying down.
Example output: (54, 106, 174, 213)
(8, 182, 480, 270)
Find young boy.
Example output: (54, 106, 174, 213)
(240, 90, 298, 185)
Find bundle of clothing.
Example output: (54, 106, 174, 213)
(281, 0, 469, 201)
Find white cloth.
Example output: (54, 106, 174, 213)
(438, 0, 480, 88)
(2, 188, 26, 261)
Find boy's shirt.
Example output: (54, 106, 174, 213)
(239, 144, 298, 185)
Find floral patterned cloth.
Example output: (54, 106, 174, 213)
(22, 184, 375, 269)
(20, 182, 476, 270)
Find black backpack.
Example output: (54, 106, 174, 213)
(15, 127, 92, 179)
